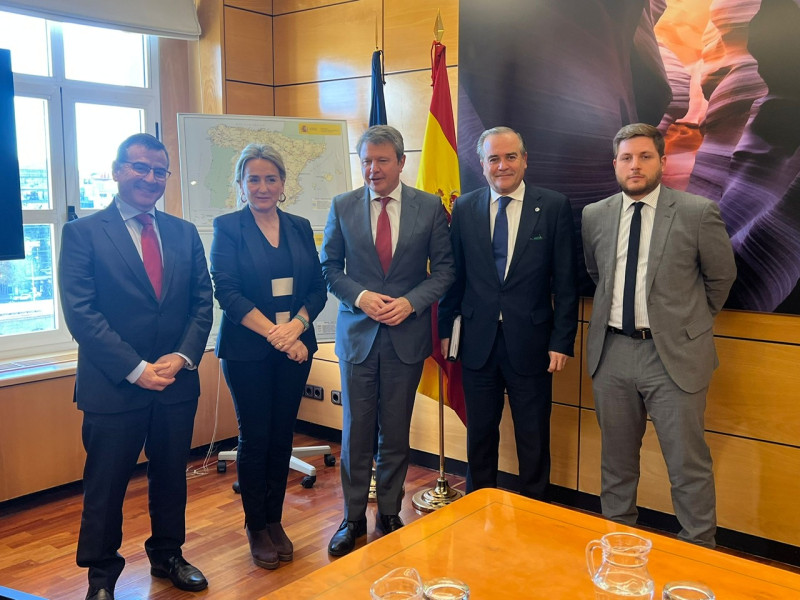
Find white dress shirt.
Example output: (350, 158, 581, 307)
(608, 185, 660, 330)
(355, 182, 403, 309)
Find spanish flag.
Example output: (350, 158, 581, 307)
(415, 40, 466, 425)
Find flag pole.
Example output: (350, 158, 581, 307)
(413, 13, 464, 510)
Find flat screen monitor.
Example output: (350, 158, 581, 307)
(0, 48, 24, 261)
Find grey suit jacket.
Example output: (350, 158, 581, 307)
(582, 186, 736, 393)
(321, 184, 455, 365)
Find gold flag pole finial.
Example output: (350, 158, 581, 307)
(434, 9, 444, 43)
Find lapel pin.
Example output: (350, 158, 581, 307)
(535, 207, 541, 212)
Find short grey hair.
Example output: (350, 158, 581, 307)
(234, 143, 287, 187)
(476, 126, 527, 161)
(613, 123, 665, 158)
(356, 125, 405, 160)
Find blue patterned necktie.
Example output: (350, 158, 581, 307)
(492, 196, 512, 282)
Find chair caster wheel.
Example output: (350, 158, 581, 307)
(324, 454, 336, 467)
(301, 475, 316, 488)
(232, 480, 240, 494)
(217, 461, 227, 473)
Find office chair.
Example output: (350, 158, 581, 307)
(217, 446, 335, 489)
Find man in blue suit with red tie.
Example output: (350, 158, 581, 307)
(439, 126, 578, 500)
(59, 133, 213, 600)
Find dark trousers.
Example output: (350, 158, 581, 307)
(77, 399, 197, 591)
(339, 326, 424, 519)
(221, 351, 311, 529)
(462, 324, 553, 500)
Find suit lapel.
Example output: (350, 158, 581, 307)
(390, 185, 420, 275)
(279, 209, 303, 296)
(646, 187, 677, 297)
(101, 203, 156, 299)
(241, 206, 275, 303)
(473, 189, 495, 278)
(506, 187, 543, 282)
(154, 210, 177, 303)
(602, 194, 623, 294)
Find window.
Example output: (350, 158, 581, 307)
(0, 10, 160, 360)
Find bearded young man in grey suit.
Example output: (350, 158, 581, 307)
(321, 125, 455, 556)
(581, 123, 736, 548)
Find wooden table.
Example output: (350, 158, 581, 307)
(269, 488, 800, 599)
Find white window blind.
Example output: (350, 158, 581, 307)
(0, 0, 201, 40)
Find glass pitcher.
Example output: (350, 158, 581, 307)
(586, 532, 655, 599)
(370, 567, 424, 599)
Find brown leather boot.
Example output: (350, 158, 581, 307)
(267, 522, 293, 561)
(246, 526, 279, 569)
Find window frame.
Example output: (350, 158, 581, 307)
(0, 17, 161, 361)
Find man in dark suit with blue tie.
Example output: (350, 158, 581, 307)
(321, 125, 454, 556)
(439, 126, 578, 500)
(59, 133, 213, 600)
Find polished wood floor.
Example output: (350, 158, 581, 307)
(0, 434, 465, 600)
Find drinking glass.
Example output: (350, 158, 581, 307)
(662, 581, 715, 600)
(370, 567, 424, 599)
(423, 577, 470, 599)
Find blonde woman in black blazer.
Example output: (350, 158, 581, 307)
(210, 144, 326, 570)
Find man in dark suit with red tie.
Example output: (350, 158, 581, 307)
(439, 126, 578, 500)
(59, 133, 213, 600)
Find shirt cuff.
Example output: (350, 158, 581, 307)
(126, 360, 147, 384)
(175, 352, 195, 370)
(355, 290, 367, 309)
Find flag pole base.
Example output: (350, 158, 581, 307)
(412, 476, 464, 513)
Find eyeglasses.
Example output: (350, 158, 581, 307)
(121, 161, 171, 181)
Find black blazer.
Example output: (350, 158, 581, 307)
(211, 206, 327, 360)
(438, 185, 579, 375)
(59, 202, 213, 413)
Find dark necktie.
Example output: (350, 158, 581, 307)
(375, 197, 392, 274)
(622, 201, 644, 335)
(135, 213, 163, 299)
(492, 196, 512, 282)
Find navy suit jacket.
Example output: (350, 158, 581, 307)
(210, 206, 327, 360)
(321, 184, 455, 365)
(59, 201, 213, 413)
(439, 185, 579, 375)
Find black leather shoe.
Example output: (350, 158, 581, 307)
(327, 517, 367, 556)
(150, 555, 208, 591)
(376, 513, 404, 535)
(86, 588, 114, 600)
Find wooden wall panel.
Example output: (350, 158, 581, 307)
(224, 6, 274, 85)
(226, 0, 273, 13)
(273, 0, 381, 85)
(273, 0, 341, 14)
(226, 81, 275, 116)
(0, 377, 84, 502)
(707, 338, 800, 445)
(298, 358, 343, 430)
(553, 333, 581, 408)
(192, 354, 239, 447)
(551, 404, 580, 489)
(195, 0, 225, 114)
(383, 0, 459, 73)
(715, 309, 800, 344)
(274, 78, 371, 151)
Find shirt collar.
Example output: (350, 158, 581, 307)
(115, 195, 157, 221)
(490, 181, 526, 204)
(622, 184, 660, 212)
(369, 182, 403, 203)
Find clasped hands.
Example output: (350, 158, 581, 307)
(267, 319, 308, 363)
(135, 353, 186, 391)
(359, 291, 413, 326)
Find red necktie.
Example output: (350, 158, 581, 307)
(375, 197, 393, 274)
(135, 213, 163, 299)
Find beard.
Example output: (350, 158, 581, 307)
(617, 169, 662, 199)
